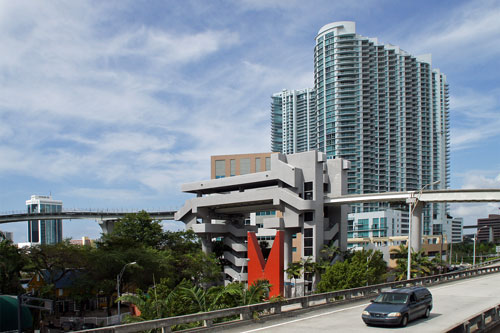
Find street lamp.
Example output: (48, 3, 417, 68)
(407, 180, 440, 280)
(473, 226, 488, 266)
(117, 261, 137, 322)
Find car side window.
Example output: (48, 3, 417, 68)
(410, 294, 417, 303)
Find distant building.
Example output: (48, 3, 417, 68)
(477, 214, 500, 242)
(0, 230, 13, 241)
(433, 216, 463, 244)
(69, 237, 93, 246)
(348, 209, 409, 248)
(271, 89, 316, 154)
(451, 217, 464, 243)
(350, 235, 448, 267)
(26, 195, 63, 245)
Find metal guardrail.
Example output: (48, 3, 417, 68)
(445, 304, 500, 333)
(76, 261, 500, 333)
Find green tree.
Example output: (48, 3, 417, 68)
(103, 211, 164, 249)
(317, 249, 386, 293)
(25, 241, 91, 298)
(0, 239, 27, 294)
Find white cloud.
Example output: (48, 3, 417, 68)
(106, 28, 240, 65)
(450, 89, 500, 150)
(451, 202, 500, 229)
(459, 172, 500, 189)
(404, 1, 500, 62)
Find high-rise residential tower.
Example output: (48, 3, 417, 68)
(271, 89, 316, 154)
(26, 195, 63, 245)
(271, 21, 450, 234)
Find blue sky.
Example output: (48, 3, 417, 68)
(1, 0, 500, 242)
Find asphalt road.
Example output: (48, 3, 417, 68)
(223, 272, 500, 333)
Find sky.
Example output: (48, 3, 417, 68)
(1, 0, 500, 243)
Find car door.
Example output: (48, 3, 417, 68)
(408, 293, 420, 320)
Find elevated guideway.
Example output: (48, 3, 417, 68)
(225, 269, 500, 333)
(0, 210, 176, 224)
(324, 188, 500, 205)
(0, 210, 176, 234)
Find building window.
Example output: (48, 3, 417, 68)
(304, 182, 313, 200)
(304, 211, 314, 222)
(230, 159, 236, 176)
(240, 158, 250, 175)
(255, 157, 261, 172)
(265, 157, 271, 170)
(303, 227, 313, 256)
(215, 160, 225, 178)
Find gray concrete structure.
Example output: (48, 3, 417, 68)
(177, 151, 500, 285)
(176, 151, 350, 284)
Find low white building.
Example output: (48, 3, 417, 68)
(348, 209, 409, 248)
(433, 216, 463, 244)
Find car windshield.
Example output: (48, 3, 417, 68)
(373, 292, 408, 304)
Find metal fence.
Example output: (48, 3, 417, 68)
(75, 261, 500, 333)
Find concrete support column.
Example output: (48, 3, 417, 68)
(283, 228, 294, 273)
(201, 234, 213, 254)
(411, 202, 423, 252)
(98, 219, 118, 235)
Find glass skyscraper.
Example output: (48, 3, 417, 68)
(26, 195, 63, 244)
(271, 22, 450, 234)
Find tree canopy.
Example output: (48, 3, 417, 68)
(316, 249, 386, 293)
(0, 239, 26, 294)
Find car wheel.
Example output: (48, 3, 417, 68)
(400, 314, 409, 327)
(423, 307, 431, 318)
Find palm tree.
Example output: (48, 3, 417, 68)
(118, 284, 178, 321)
(223, 280, 271, 305)
(285, 262, 303, 297)
(390, 245, 437, 280)
(302, 257, 316, 295)
(411, 251, 434, 277)
(320, 243, 340, 264)
(178, 285, 227, 313)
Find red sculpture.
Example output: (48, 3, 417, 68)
(247, 230, 284, 297)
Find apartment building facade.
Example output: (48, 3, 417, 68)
(271, 21, 450, 236)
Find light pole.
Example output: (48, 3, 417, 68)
(473, 226, 488, 266)
(117, 261, 136, 322)
(407, 180, 440, 280)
